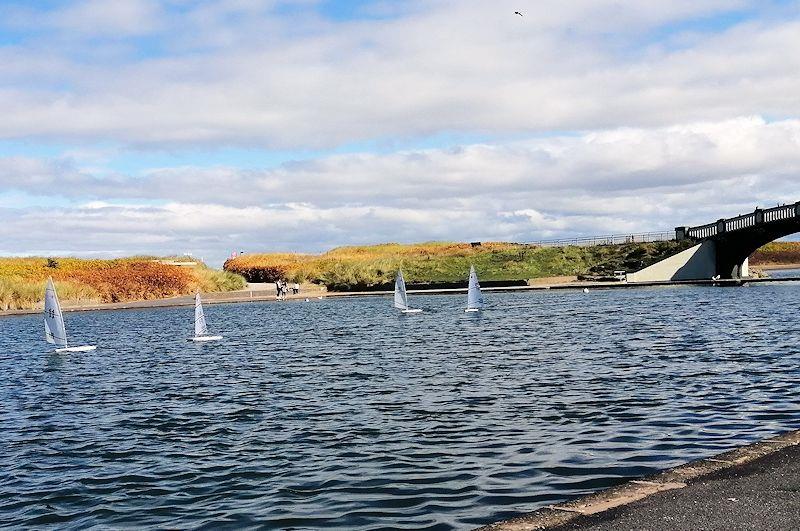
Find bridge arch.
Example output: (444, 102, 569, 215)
(630, 202, 800, 282)
(677, 203, 800, 279)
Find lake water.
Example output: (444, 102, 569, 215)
(765, 266, 800, 279)
(2, 283, 800, 529)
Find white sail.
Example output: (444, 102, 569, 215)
(467, 265, 484, 310)
(394, 270, 409, 310)
(194, 293, 209, 337)
(44, 277, 68, 347)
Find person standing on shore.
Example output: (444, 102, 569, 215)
(293, 282, 300, 295)
(276, 280, 286, 300)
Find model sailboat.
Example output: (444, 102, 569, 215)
(465, 265, 484, 312)
(44, 277, 96, 353)
(190, 293, 223, 342)
(394, 270, 422, 313)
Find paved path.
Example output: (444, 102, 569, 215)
(553, 444, 800, 530)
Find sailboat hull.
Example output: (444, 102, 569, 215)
(464, 308, 480, 313)
(401, 309, 423, 314)
(55, 345, 96, 353)
(190, 335, 223, 342)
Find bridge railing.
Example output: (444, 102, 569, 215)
(681, 202, 800, 240)
(526, 231, 673, 247)
(725, 212, 757, 232)
(687, 222, 718, 239)
(764, 204, 796, 223)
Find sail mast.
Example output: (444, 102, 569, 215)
(467, 265, 484, 310)
(194, 293, 208, 337)
(394, 270, 409, 310)
(44, 277, 68, 347)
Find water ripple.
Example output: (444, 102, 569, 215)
(2, 282, 800, 528)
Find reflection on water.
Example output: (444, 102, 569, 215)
(2, 284, 800, 529)
(764, 267, 800, 279)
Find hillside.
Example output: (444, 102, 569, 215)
(0, 257, 245, 311)
(224, 241, 694, 291)
(749, 241, 800, 267)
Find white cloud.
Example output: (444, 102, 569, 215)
(52, 0, 164, 36)
(4, 115, 799, 205)
(2, 116, 800, 264)
(2, 2, 800, 264)
(0, 1, 796, 148)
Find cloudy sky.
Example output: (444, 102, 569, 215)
(2, 0, 800, 265)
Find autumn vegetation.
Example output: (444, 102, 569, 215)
(5, 240, 792, 311)
(749, 241, 800, 267)
(0, 257, 245, 311)
(224, 240, 694, 291)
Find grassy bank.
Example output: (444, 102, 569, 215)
(0, 257, 245, 311)
(750, 241, 800, 267)
(225, 241, 693, 291)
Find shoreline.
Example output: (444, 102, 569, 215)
(478, 428, 800, 530)
(3, 275, 800, 318)
(754, 262, 800, 270)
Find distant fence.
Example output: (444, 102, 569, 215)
(525, 231, 674, 247)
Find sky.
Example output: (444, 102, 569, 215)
(1, 0, 800, 265)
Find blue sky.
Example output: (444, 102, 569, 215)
(1, 0, 800, 264)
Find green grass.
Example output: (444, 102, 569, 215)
(195, 269, 247, 292)
(0, 277, 100, 311)
(225, 240, 694, 291)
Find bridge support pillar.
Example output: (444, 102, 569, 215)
(629, 241, 752, 282)
(627, 241, 717, 282)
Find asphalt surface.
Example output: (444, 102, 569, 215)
(552, 444, 800, 530)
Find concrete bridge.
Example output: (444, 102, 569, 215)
(629, 202, 800, 282)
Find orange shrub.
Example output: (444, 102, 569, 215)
(224, 253, 314, 282)
(0, 256, 244, 310)
(66, 262, 193, 302)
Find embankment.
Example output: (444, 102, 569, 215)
(0, 256, 245, 311)
(749, 241, 800, 270)
(224, 241, 693, 291)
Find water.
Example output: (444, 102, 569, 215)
(765, 266, 800, 279)
(2, 284, 800, 529)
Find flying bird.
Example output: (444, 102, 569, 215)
(514, 11, 523, 17)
